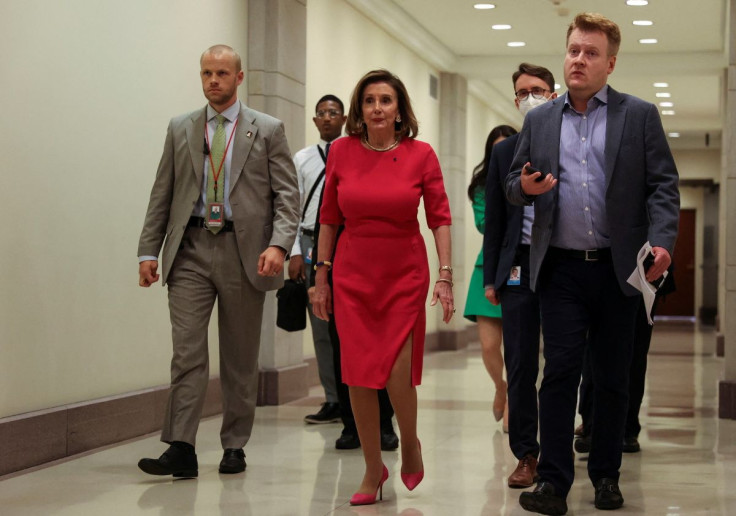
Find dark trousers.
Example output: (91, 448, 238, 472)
(536, 253, 640, 496)
(329, 316, 394, 434)
(578, 298, 655, 438)
(499, 245, 541, 460)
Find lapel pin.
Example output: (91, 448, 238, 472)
(246, 131, 253, 138)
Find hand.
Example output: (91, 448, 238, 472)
(139, 260, 160, 287)
(645, 246, 671, 283)
(311, 269, 332, 321)
(485, 287, 499, 306)
(307, 286, 316, 304)
(520, 162, 556, 196)
(288, 254, 306, 281)
(430, 280, 455, 323)
(258, 246, 286, 277)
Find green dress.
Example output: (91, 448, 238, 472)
(464, 187, 502, 322)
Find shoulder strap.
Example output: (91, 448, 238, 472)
(302, 146, 326, 221)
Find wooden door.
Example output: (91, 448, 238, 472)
(657, 209, 696, 317)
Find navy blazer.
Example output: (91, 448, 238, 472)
(483, 132, 523, 292)
(504, 86, 680, 296)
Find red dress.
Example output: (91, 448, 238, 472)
(320, 136, 452, 388)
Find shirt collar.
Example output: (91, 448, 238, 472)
(207, 101, 241, 123)
(563, 84, 609, 113)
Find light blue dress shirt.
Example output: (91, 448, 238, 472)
(550, 86, 611, 251)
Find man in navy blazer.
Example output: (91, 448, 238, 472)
(483, 62, 557, 489)
(505, 13, 679, 515)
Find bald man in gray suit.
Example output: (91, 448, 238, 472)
(137, 45, 299, 478)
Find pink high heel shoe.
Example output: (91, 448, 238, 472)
(401, 440, 424, 491)
(350, 465, 389, 506)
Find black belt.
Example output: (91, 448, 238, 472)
(548, 247, 611, 262)
(188, 216, 234, 232)
(301, 228, 315, 237)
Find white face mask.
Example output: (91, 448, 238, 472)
(518, 95, 549, 117)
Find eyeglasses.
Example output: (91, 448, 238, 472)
(315, 109, 342, 119)
(514, 87, 550, 101)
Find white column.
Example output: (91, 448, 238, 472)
(437, 72, 469, 350)
(248, 0, 309, 404)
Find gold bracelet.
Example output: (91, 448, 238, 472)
(436, 278, 453, 287)
(313, 260, 332, 271)
(439, 265, 453, 275)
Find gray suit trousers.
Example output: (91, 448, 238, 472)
(161, 226, 265, 449)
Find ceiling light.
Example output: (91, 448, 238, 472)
(633, 20, 653, 26)
(639, 38, 658, 44)
(661, 110, 675, 115)
(653, 82, 669, 87)
(656, 92, 671, 98)
(474, 3, 496, 9)
(492, 24, 512, 30)
(659, 102, 674, 107)
(554, 83, 561, 90)
(626, 0, 648, 5)
(668, 132, 680, 138)
(507, 42, 526, 47)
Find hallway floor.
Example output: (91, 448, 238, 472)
(1, 323, 734, 515)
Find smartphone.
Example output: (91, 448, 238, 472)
(526, 165, 548, 182)
(643, 252, 666, 289)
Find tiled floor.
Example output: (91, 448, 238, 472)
(1, 323, 735, 515)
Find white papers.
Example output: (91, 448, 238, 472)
(627, 241, 667, 325)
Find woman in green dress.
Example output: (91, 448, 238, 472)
(464, 124, 517, 429)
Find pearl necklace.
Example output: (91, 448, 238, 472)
(362, 135, 400, 152)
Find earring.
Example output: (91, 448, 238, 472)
(396, 115, 402, 123)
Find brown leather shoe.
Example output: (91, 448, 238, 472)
(508, 455, 538, 488)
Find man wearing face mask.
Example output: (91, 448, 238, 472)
(483, 63, 557, 489)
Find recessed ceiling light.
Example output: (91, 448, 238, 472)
(633, 20, 653, 26)
(662, 110, 675, 115)
(626, 0, 648, 5)
(639, 38, 658, 44)
(492, 24, 512, 30)
(653, 82, 669, 87)
(474, 3, 496, 9)
(659, 102, 674, 107)
(668, 132, 680, 138)
(554, 83, 561, 90)
(507, 42, 526, 47)
(656, 92, 671, 98)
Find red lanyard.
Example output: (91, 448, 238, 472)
(204, 117, 239, 196)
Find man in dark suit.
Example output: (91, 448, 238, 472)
(484, 63, 557, 489)
(136, 45, 300, 478)
(505, 14, 680, 515)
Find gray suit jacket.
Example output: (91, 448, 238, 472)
(138, 101, 300, 291)
(505, 86, 680, 296)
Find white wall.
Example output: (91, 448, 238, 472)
(0, 0, 248, 418)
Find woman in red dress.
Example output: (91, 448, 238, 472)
(313, 69, 454, 506)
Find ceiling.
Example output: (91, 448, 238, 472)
(346, 0, 729, 150)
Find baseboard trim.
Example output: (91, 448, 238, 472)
(0, 327, 468, 476)
(719, 380, 736, 419)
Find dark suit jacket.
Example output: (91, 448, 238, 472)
(483, 132, 522, 292)
(505, 86, 680, 296)
(138, 101, 300, 291)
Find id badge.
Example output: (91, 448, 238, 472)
(206, 202, 224, 227)
(507, 266, 521, 286)
(305, 246, 313, 265)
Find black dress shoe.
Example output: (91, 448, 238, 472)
(594, 478, 624, 510)
(138, 445, 198, 478)
(519, 481, 567, 515)
(219, 448, 246, 474)
(381, 430, 399, 451)
(574, 434, 591, 454)
(335, 431, 361, 449)
(304, 402, 341, 424)
(622, 436, 641, 453)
